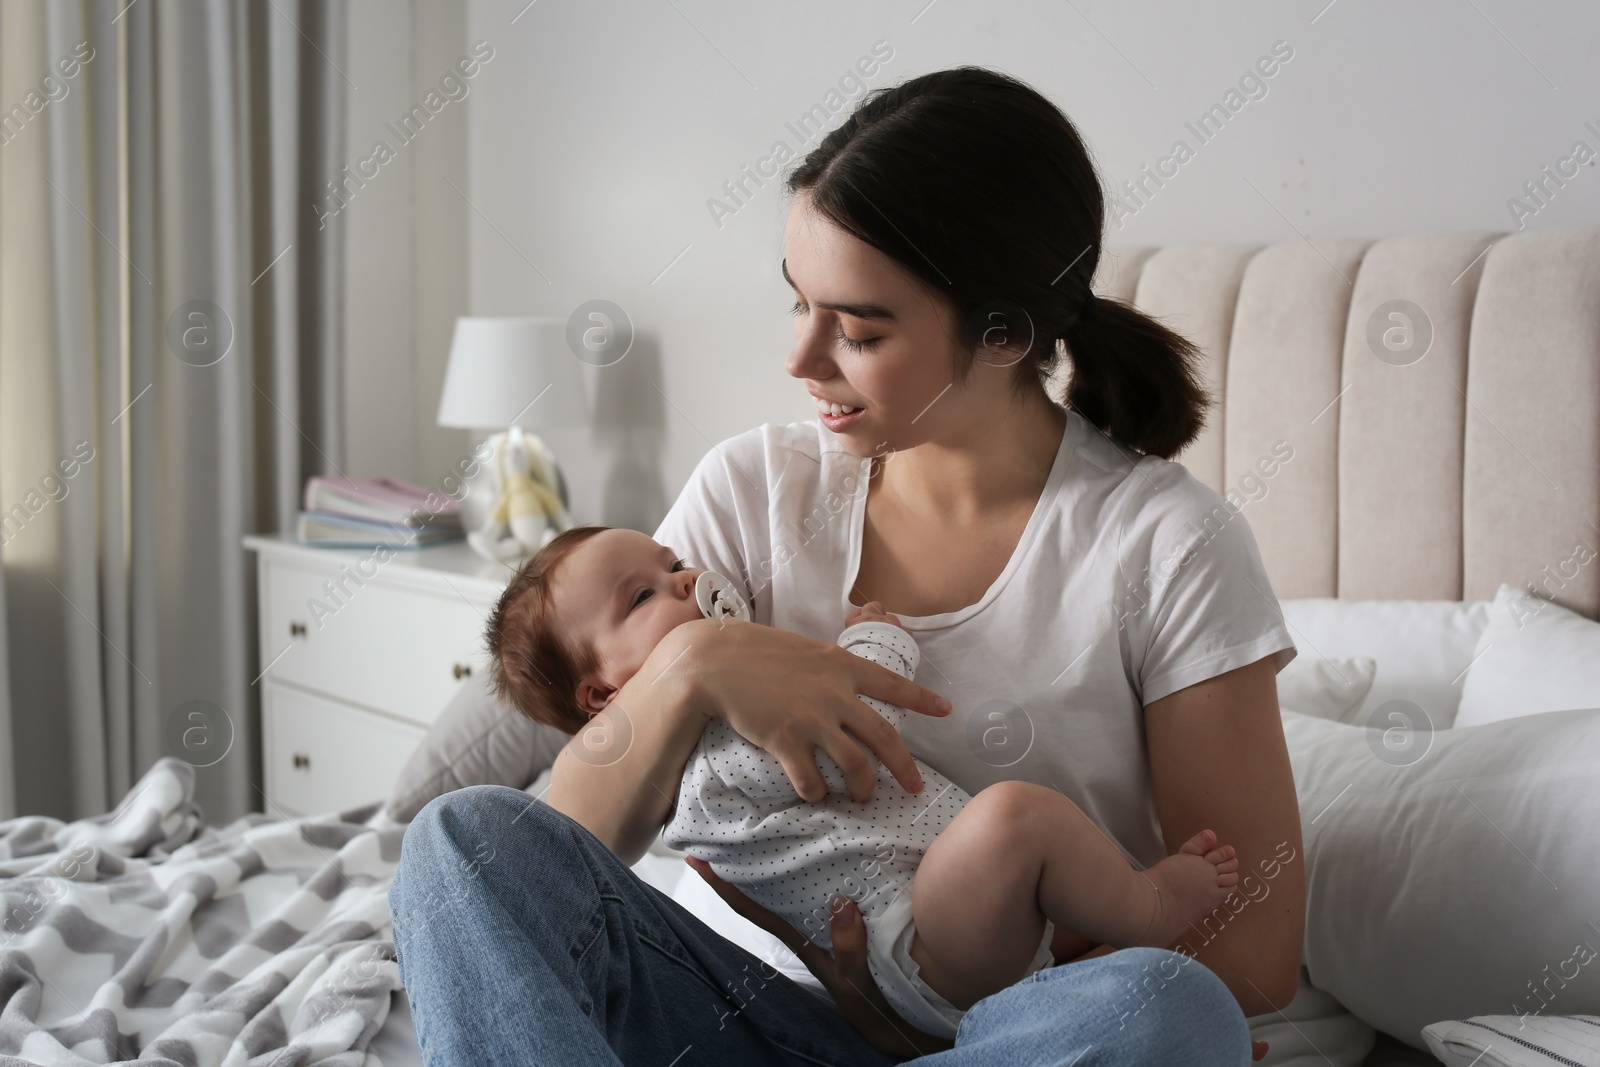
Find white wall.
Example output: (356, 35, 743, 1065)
(342, 0, 417, 479)
(343, 0, 474, 492)
(410, 0, 474, 497)
(451, 0, 1598, 531)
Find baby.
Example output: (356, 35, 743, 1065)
(486, 524, 1241, 1039)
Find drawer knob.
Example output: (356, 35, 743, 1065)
(289, 622, 307, 638)
(292, 752, 311, 770)
(453, 662, 473, 680)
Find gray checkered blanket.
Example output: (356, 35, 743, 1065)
(0, 758, 404, 1065)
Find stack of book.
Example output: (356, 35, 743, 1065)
(295, 476, 464, 548)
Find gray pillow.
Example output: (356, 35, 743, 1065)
(385, 671, 570, 822)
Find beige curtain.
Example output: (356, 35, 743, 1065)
(0, 0, 346, 822)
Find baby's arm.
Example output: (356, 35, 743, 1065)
(844, 599, 902, 630)
(836, 607, 920, 733)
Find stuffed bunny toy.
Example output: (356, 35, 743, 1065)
(467, 428, 571, 564)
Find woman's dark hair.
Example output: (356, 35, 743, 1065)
(786, 66, 1208, 459)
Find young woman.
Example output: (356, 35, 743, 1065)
(391, 66, 1304, 1066)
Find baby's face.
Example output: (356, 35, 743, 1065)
(550, 528, 707, 715)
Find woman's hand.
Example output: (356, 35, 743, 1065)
(672, 617, 951, 803)
(686, 857, 954, 1057)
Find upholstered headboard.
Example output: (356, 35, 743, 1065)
(1080, 226, 1600, 620)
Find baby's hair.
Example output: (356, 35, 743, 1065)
(485, 524, 610, 735)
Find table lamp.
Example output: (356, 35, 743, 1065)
(436, 316, 585, 564)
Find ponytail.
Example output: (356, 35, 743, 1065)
(1061, 294, 1211, 459)
(788, 66, 1212, 461)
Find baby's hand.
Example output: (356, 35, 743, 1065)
(845, 600, 904, 631)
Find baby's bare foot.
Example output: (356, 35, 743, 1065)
(1134, 828, 1239, 949)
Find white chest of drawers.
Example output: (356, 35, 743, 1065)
(243, 534, 510, 817)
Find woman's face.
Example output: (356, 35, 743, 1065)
(783, 194, 1001, 458)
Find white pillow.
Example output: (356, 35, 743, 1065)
(385, 673, 568, 822)
(1246, 966, 1376, 1066)
(1454, 583, 1600, 729)
(1423, 1013, 1600, 1066)
(1276, 656, 1377, 723)
(1280, 599, 1490, 730)
(1283, 706, 1600, 1050)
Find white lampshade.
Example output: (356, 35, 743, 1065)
(436, 316, 588, 430)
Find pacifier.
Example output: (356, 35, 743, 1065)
(695, 570, 751, 622)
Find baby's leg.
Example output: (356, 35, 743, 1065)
(908, 780, 1238, 1011)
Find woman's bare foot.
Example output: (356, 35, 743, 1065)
(1133, 828, 1239, 948)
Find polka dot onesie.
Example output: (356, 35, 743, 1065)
(661, 619, 1056, 1039)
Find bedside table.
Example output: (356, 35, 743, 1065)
(243, 534, 511, 817)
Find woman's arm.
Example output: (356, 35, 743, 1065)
(545, 616, 952, 865)
(542, 622, 709, 865)
(1142, 654, 1306, 1017)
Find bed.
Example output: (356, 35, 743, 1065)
(2, 223, 1596, 1066)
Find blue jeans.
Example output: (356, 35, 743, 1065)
(390, 786, 1253, 1066)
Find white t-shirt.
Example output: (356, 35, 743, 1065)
(652, 408, 1297, 873)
